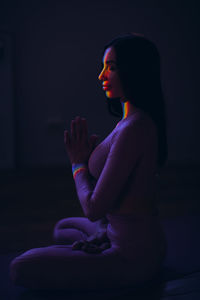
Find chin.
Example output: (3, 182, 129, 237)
(106, 91, 118, 98)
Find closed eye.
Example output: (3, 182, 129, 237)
(100, 63, 116, 71)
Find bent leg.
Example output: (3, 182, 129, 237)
(9, 245, 135, 290)
(53, 217, 100, 245)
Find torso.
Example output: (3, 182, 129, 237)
(88, 109, 159, 217)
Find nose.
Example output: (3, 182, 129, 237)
(98, 68, 106, 82)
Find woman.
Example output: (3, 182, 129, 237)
(9, 33, 168, 290)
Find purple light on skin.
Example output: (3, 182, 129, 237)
(72, 163, 88, 179)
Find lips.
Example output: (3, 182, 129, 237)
(103, 86, 111, 91)
(102, 84, 111, 90)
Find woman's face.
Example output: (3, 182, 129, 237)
(98, 47, 124, 98)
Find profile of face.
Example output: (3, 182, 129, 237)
(98, 47, 125, 99)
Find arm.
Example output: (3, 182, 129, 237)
(72, 120, 148, 222)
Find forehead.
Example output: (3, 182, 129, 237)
(102, 47, 116, 63)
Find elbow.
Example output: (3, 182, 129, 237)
(83, 194, 108, 222)
(82, 204, 98, 222)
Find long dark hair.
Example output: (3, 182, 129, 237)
(101, 33, 168, 170)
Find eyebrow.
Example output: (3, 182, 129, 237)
(102, 60, 116, 64)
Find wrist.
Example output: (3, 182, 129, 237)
(72, 162, 87, 167)
(72, 163, 88, 179)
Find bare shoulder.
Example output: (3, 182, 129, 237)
(113, 111, 157, 146)
(116, 110, 156, 133)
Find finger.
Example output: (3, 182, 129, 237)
(75, 116, 82, 140)
(72, 240, 85, 250)
(81, 118, 88, 139)
(87, 235, 101, 245)
(88, 238, 99, 246)
(86, 235, 98, 243)
(64, 130, 70, 146)
(82, 242, 98, 250)
(82, 240, 95, 250)
(99, 242, 111, 250)
(72, 242, 80, 250)
(71, 119, 76, 141)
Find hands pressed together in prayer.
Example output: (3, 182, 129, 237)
(64, 116, 99, 165)
(64, 117, 111, 253)
(71, 229, 111, 254)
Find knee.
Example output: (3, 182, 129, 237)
(9, 248, 45, 288)
(53, 218, 68, 235)
(10, 255, 27, 286)
(53, 216, 86, 233)
(53, 217, 74, 240)
(10, 258, 18, 285)
(53, 217, 74, 231)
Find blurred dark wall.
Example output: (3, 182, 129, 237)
(0, 0, 199, 169)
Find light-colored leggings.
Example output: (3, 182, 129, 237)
(9, 216, 165, 290)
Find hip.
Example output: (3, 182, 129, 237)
(106, 213, 167, 264)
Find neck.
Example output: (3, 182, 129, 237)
(120, 98, 137, 120)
